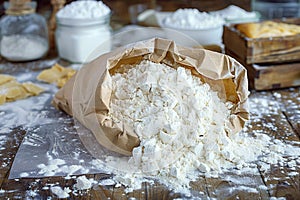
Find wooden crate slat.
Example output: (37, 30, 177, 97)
(223, 20, 300, 64)
(225, 48, 300, 90)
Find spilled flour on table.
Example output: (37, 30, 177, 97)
(2, 62, 299, 199)
(47, 175, 96, 198)
(86, 61, 300, 196)
(0, 72, 57, 132)
(50, 186, 71, 198)
(0, 71, 58, 186)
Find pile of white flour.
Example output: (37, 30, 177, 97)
(163, 8, 224, 30)
(56, 0, 110, 19)
(101, 60, 278, 194)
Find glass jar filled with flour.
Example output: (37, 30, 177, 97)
(55, 1, 112, 63)
(0, 0, 49, 61)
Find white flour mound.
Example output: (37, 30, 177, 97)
(88, 60, 300, 195)
(50, 186, 71, 198)
(74, 175, 94, 190)
(164, 8, 224, 29)
(56, 0, 110, 19)
(100, 60, 270, 194)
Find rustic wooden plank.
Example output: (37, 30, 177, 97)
(247, 91, 299, 141)
(145, 182, 182, 200)
(223, 25, 248, 64)
(92, 174, 208, 199)
(201, 90, 300, 199)
(225, 48, 300, 90)
(252, 63, 300, 90)
(1, 56, 299, 200)
(205, 170, 269, 200)
(1, 176, 63, 199)
(248, 91, 300, 199)
(0, 91, 298, 199)
(125, 182, 148, 200)
(189, 175, 209, 198)
(0, 128, 26, 187)
(91, 174, 115, 199)
(93, 174, 208, 199)
(249, 36, 300, 64)
(272, 87, 300, 136)
(261, 164, 300, 199)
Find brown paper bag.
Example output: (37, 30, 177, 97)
(53, 38, 249, 156)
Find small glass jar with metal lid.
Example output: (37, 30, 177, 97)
(0, 0, 49, 62)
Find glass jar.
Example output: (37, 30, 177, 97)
(55, 15, 112, 63)
(252, 0, 300, 20)
(0, 0, 49, 62)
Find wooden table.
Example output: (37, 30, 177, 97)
(0, 55, 299, 200)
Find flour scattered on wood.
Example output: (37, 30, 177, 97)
(37, 153, 88, 177)
(0, 81, 57, 132)
(74, 175, 94, 190)
(2, 62, 299, 198)
(50, 186, 71, 198)
(91, 61, 300, 195)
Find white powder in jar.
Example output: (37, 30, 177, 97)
(55, 0, 111, 63)
(0, 34, 48, 61)
(163, 8, 224, 30)
(57, 0, 110, 19)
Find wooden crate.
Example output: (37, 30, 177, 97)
(223, 19, 300, 64)
(226, 48, 300, 90)
(248, 62, 300, 90)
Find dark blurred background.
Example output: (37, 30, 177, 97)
(0, 0, 251, 25)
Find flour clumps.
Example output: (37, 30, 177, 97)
(103, 60, 300, 195)
(210, 5, 257, 21)
(106, 60, 240, 193)
(164, 8, 224, 29)
(50, 186, 71, 198)
(57, 0, 110, 19)
(74, 175, 93, 190)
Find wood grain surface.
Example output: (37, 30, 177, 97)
(0, 57, 299, 200)
(3, 1, 299, 199)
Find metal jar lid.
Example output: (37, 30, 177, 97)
(5, 0, 35, 15)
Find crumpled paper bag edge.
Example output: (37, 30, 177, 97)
(52, 37, 250, 156)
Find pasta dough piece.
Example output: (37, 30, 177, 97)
(6, 85, 28, 99)
(0, 74, 15, 85)
(0, 74, 44, 105)
(0, 94, 6, 105)
(56, 70, 76, 88)
(37, 63, 76, 88)
(236, 21, 300, 38)
(23, 82, 45, 95)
